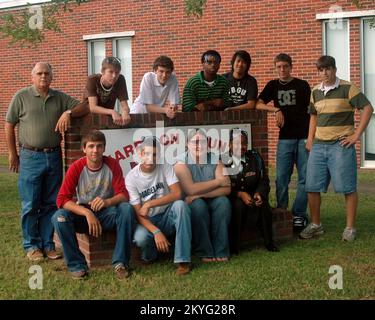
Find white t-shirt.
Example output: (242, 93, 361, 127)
(125, 163, 179, 217)
(130, 72, 180, 114)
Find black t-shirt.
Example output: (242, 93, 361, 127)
(258, 78, 311, 139)
(224, 72, 258, 107)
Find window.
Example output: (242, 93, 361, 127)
(85, 33, 134, 112)
(362, 18, 375, 166)
(87, 40, 105, 75)
(113, 38, 133, 107)
(323, 19, 350, 80)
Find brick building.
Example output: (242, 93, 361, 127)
(0, 0, 374, 167)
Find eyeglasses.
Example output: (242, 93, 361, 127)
(188, 139, 207, 145)
(204, 59, 220, 66)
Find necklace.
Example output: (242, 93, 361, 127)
(278, 78, 293, 85)
(100, 77, 113, 92)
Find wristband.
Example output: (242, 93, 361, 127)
(152, 229, 161, 236)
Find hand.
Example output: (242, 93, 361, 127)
(165, 105, 178, 119)
(139, 202, 151, 217)
(8, 153, 19, 173)
(217, 175, 231, 187)
(305, 138, 313, 152)
(85, 210, 102, 238)
(88, 197, 108, 212)
(253, 192, 263, 207)
(111, 110, 123, 125)
(239, 191, 254, 206)
(195, 103, 206, 111)
(275, 110, 284, 128)
(55, 111, 71, 134)
(185, 195, 199, 205)
(211, 98, 224, 109)
(121, 112, 131, 125)
(154, 232, 171, 253)
(339, 134, 358, 148)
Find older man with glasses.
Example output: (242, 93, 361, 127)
(5, 62, 87, 262)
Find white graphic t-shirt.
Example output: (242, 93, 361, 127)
(125, 163, 179, 217)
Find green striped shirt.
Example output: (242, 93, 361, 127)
(309, 79, 371, 143)
(182, 72, 231, 111)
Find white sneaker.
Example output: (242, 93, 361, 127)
(342, 227, 356, 242)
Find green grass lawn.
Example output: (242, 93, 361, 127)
(1, 163, 374, 300)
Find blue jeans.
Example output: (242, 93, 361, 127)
(306, 142, 357, 193)
(52, 203, 134, 272)
(276, 139, 308, 218)
(189, 196, 231, 259)
(18, 148, 62, 252)
(133, 200, 191, 263)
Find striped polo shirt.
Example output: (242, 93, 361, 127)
(182, 71, 231, 111)
(309, 79, 371, 143)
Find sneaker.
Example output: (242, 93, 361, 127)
(342, 227, 356, 242)
(44, 249, 63, 260)
(293, 216, 307, 228)
(176, 263, 191, 276)
(26, 249, 44, 262)
(70, 270, 88, 280)
(114, 264, 131, 279)
(299, 223, 324, 239)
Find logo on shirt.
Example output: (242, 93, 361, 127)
(278, 90, 296, 106)
(141, 182, 165, 199)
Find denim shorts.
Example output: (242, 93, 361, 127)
(306, 142, 357, 194)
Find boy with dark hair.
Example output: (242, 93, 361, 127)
(130, 55, 181, 119)
(224, 50, 258, 110)
(183, 50, 231, 112)
(126, 137, 192, 275)
(300, 55, 373, 241)
(256, 53, 311, 230)
(52, 130, 134, 279)
(80, 57, 131, 126)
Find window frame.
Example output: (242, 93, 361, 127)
(322, 19, 350, 81)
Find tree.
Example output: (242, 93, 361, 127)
(0, 0, 89, 47)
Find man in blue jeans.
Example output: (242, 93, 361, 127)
(300, 55, 373, 242)
(256, 53, 311, 230)
(5, 62, 88, 262)
(52, 130, 134, 279)
(126, 136, 192, 275)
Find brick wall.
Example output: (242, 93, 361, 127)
(0, 0, 373, 166)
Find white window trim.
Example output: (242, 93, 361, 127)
(0, 0, 50, 10)
(360, 18, 375, 168)
(322, 19, 350, 81)
(82, 31, 135, 41)
(87, 40, 105, 75)
(317, 10, 375, 20)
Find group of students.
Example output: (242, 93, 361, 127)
(5, 49, 373, 280)
(53, 126, 277, 279)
